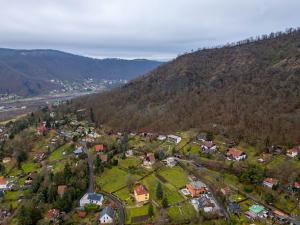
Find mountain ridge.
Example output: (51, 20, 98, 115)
(0, 48, 163, 96)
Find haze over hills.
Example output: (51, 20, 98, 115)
(75, 29, 300, 144)
(0, 48, 163, 96)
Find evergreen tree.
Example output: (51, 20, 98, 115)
(162, 197, 168, 208)
(148, 203, 154, 217)
(156, 182, 163, 200)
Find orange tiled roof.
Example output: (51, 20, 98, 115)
(135, 184, 149, 195)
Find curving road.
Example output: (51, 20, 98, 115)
(87, 151, 126, 225)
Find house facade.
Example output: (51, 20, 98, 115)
(99, 206, 115, 224)
(263, 178, 279, 188)
(167, 135, 182, 144)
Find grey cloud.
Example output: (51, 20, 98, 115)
(0, 0, 299, 60)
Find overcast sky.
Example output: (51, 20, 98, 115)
(0, 0, 299, 60)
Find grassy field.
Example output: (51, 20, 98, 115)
(168, 203, 196, 221)
(48, 143, 72, 162)
(158, 166, 189, 189)
(96, 167, 141, 192)
(126, 204, 150, 224)
(118, 157, 141, 169)
(142, 174, 184, 206)
(21, 162, 39, 173)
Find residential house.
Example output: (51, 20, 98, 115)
(247, 204, 267, 219)
(74, 147, 83, 157)
(165, 157, 177, 167)
(201, 141, 217, 153)
(24, 173, 36, 186)
(37, 123, 47, 135)
(157, 135, 167, 141)
(191, 195, 216, 212)
(257, 153, 272, 163)
(2, 157, 11, 164)
(79, 193, 103, 207)
(78, 211, 87, 218)
(186, 181, 207, 197)
(99, 206, 115, 224)
(226, 148, 246, 161)
(134, 184, 149, 203)
(287, 148, 298, 158)
(125, 150, 134, 157)
(143, 153, 155, 168)
(263, 178, 279, 188)
(0, 177, 8, 190)
(34, 152, 46, 162)
(99, 154, 108, 163)
(95, 144, 104, 153)
(220, 186, 232, 196)
(57, 185, 67, 198)
(167, 135, 182, 144)
(47, 209, 59, 221)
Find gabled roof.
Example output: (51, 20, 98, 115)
(134, 184, 149, 195)
(57, 185, 67, 195)
(264, 178, 279, 185)
(74, 148, 83, 154)
(188, 181, 205, 190)
(95, 144, 104, 151)
(87, 193, 102, 202)
(0, 177, 7, 185)
(100, 206, 115, 219)
(227, 148, 244, 157)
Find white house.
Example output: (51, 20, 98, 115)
(79, 193, 103, 207)
(157, 135, 167, 141)
(165, 157, 177, 167)
(201, 141, 217, 153)
(167, 135, 182, 144)
(287, 148, 298, 158)
(99, 206, 115, 224)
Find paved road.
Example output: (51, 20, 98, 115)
(87, 152, 95, 192)
(86, 152, 126, 225)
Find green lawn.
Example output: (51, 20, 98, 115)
(142, 174, 184, 205)
(96, 167, 141, 192)
(21, 162, 39, 173)
(48, 143, 72, 162)
(158, 166, 189, 188)
(168, 203, 196, 221)
(118, 157, 141, 169)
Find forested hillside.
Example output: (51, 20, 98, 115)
(0, 48, 162, 96)
(75, 29, 300, 144)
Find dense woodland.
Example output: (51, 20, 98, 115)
(75, 28, 300, 144)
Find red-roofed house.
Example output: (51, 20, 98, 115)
(287, 148, 298, 158)
(0, 177, 8, 190)
(226, 148, 246, 161)
(263, 178, 279, 188)
(134, 184, 149, 202)
(47, 209, 59, 220)
(95, 144, 104, 152)
(186, 181, 207, 197)
(57, 185, 67, 197)
(99, 154, 108, 163)
(37, 123, 47, 135)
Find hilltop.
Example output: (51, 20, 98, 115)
(75, 29, 300, 144)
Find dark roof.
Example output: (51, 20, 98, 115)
(87, 193, 102, 202)
(100, 206, 114, 219)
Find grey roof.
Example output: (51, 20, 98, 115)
(100, 206, 114, 219)
(74, 148, 83, 154)
(87, 193, 102, 202)
(190, 181, 205, 189)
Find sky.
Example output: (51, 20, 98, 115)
(0, 0, 299, 61)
